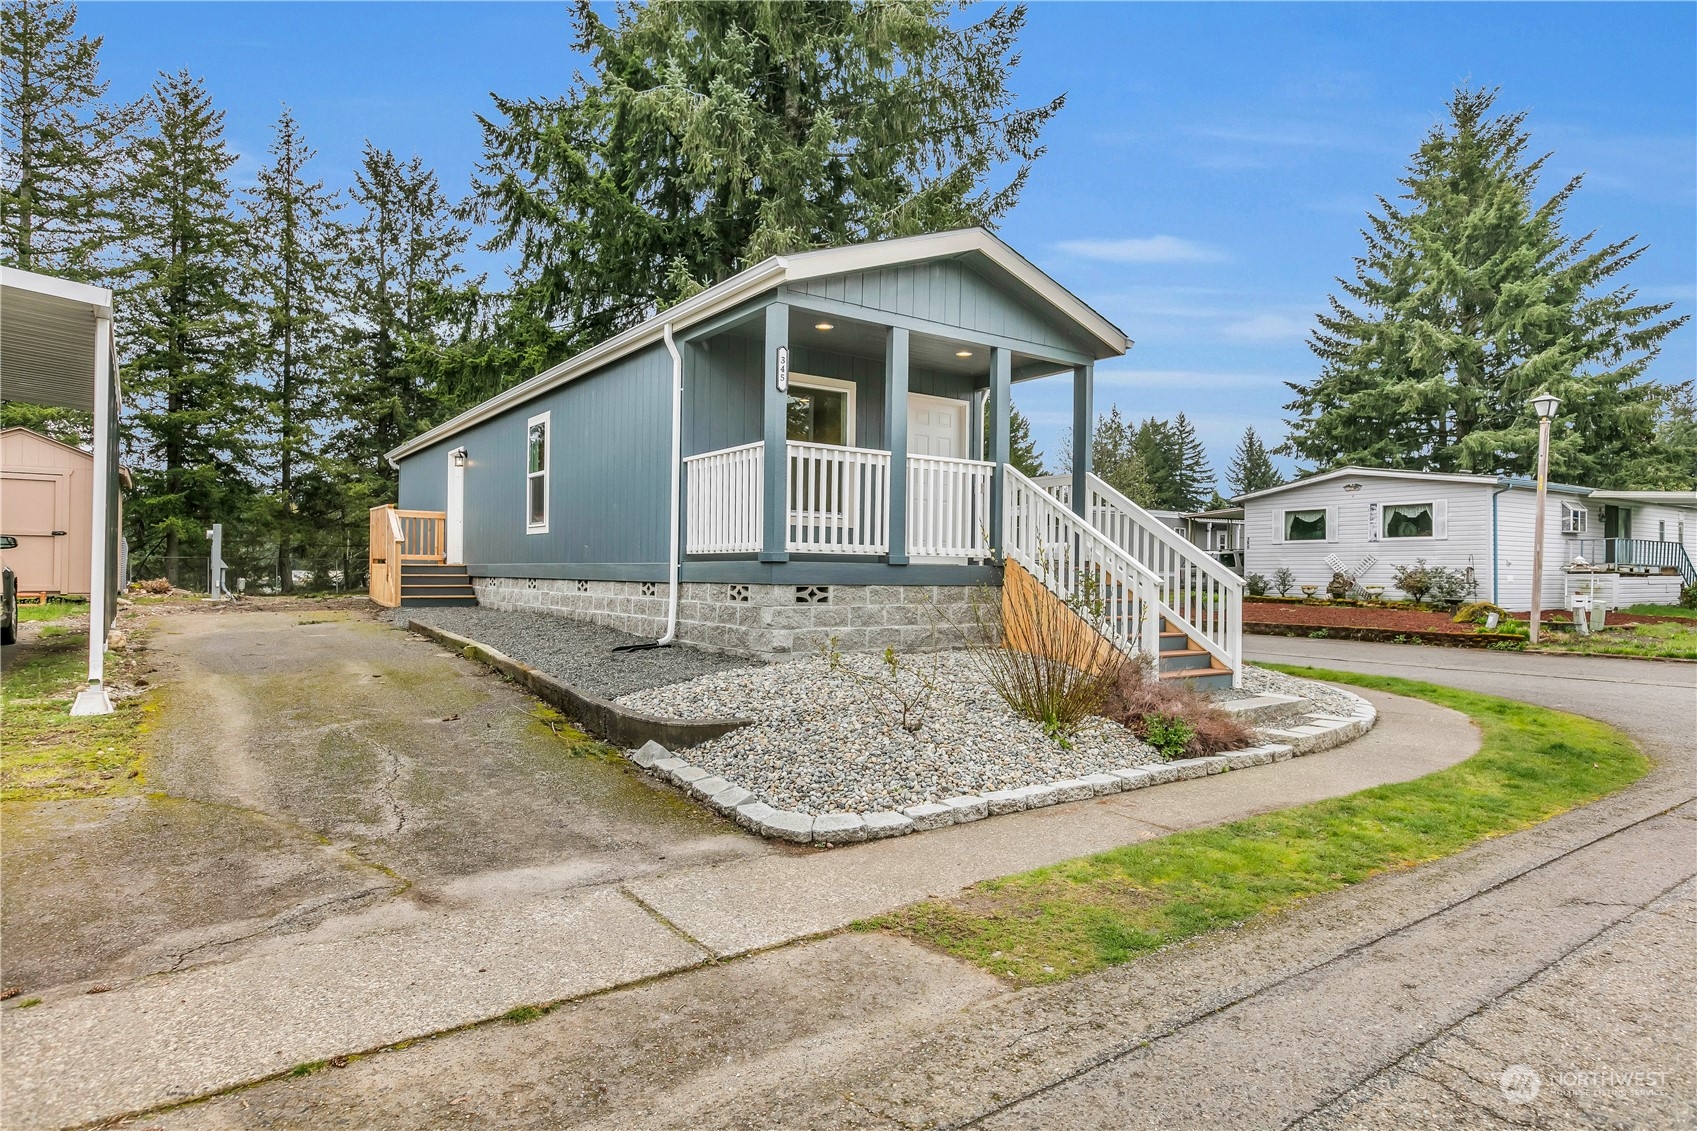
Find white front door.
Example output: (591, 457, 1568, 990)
(446, 450, 465, 564)
(907, 393, 967, 457)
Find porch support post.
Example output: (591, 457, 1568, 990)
(885, 326, 910, 565)
(1070, 362, 1093, 518)
(760, 302, 790, 562)
(988, 346, 1012, 553)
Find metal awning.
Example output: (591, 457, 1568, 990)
(1, 265, 121, 713)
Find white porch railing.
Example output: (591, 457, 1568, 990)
(684, 442, 764, 553)
(907, 454, 995, 557)
(787, 441, 891, 554)
(1004, 466, 1164, 658)
(1036, 473, 1243, 683)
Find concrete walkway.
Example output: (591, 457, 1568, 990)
(0, 617, 1473, 1130)
(124, 641, 1693, 1131)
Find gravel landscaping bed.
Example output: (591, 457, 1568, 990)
(397, 606, 757, 700)
(1239, 665, 1368, 717)
(619, 651, 1161, 815)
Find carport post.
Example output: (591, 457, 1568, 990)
(72, 314, 114, 716)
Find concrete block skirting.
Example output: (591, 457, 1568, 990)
(470, 578, 991, 661)
(623, 689, 1380, 844)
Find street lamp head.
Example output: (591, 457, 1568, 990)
(1530, 392, 1561, 422)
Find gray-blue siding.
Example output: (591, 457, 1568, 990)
(398, 342, 673, 568)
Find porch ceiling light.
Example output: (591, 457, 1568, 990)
(1531, 392, 1561, 421)
(955, 349, 973, 358)
(814, 321, 834, 331)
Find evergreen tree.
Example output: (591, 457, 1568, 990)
(1089, 405, 1154, 506)
(1165, 412, 1214, 511)
(1133, 417, 1177, 508)
(1285, 87, 1689, 488)
(244, 107, 342, 592)
(118, 71, 255, 584)
(1225, 425, 1283, 497)
(0, 0, 135, 277)
(1008, 406, 1044, 477)
(468, 0, 1063, 358)
(333, 144, 469, 500)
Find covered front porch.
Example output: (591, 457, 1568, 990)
(677, 300, 1097, 569)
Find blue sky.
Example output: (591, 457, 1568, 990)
(79, 2, 1695, 483)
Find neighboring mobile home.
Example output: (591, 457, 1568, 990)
(380, 229, 1246, 686)
(1237, 467, 1696, 611)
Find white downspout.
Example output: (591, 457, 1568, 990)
(658, 323, 683, 645)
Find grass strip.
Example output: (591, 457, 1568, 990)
(866, 669, 1646, 985)
(1, 631, 150, 801)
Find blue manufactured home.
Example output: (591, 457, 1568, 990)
(382, 229, 1244, 685)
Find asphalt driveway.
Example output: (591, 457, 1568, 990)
(1, 608, 767, 994)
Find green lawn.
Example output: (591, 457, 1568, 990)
(867, 669, 1646, 985)
(0, 631, 150, 801)
(15, 599, 84, 623)
(1621, 603, 1697, 621)
(1533, 620, 1697, 660)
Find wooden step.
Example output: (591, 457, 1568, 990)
(1158, 647, 1214, 672)
(1158, 665, 1234, 690)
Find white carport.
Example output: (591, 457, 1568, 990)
(1, 265, 121, 714)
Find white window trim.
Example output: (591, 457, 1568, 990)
(1381, 499, 1438, 540)
(788, 371, 857, 447)
(1560, 500, 1589, 535)
(526, 409, 550, 535)
(1281, 507, 1329, 543)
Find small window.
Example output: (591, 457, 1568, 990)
(784, 374, 856, 446)
(1284, 508, 1327, 541)
(1658, 520, 1666, 541)
(1561, 501, 1588, 535)
(526, 410, 550, 534)
(1383, 502, 1434, 539)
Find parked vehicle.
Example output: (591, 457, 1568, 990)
(1, 534, 18, 645)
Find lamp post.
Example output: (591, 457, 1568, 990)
(1527, 392, 1561, 644)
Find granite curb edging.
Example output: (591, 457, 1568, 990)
(401, 619, 754, 749)
(626, 686, 1380, 845)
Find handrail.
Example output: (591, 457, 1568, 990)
(785, 441, 890, 555)
(1036, 473, 1245, 592)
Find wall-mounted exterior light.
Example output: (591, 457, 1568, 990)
(451, 447, 468, 467)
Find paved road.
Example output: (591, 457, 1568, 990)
(130, 639, 1694, 1130)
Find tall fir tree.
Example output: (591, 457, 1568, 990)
(1133, 417, 1177, 508)
(333, 143, 469, 501)
(0, 0, 135, 277)
(467, 0, 1063, 359)
(1089, 405, 1154, 506)
(244, 107, 342, 591)
(1165, 412, 1214, 511)
(118, 70, 255, 583)
(1225, 426, 1283, 497)
(1008, 406, 1044, 477)
(1285, 87, 1690, 488)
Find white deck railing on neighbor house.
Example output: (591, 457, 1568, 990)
(907, 454, 995, 557)
(684, 441, 765, 554)
(787, 441, 891, 554)
(1036, 472, 1243, 680)
(1004, 466, 1164, 657)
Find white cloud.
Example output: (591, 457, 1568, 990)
(1056, 235, 1228, 265)
(1219, 313, 1313, 344)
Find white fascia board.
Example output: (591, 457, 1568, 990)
(1233, 465, 1497, 504)
(1587, 490, 1697, 505)
(385, 261, 786, 464)
(0, 264, 112, 315)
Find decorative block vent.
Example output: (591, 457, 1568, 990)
(576, 580, 589, 593)
(728, 583, 751, 603)
(795, 585, 831, 604)
(640, 581, 657, 597)
(526, 578, 539, 589)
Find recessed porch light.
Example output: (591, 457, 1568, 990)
(814, 321, 834, 331)
(955, 349, 973, 358)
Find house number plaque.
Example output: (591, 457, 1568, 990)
(775, 345, 789, 392)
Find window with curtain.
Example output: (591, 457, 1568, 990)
(1383, 502, 1433, 538)
(1284, 508, 1326, 541)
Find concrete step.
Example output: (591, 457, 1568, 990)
(1216, 692, 1314, 728)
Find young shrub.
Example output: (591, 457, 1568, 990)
(1101, 663, 1255, 758)
(1425, 565, 1471, 604)
(1272, 567, 1296, 597)
(1390, 559, 1433, 603)
(1681, 583, 1697, 611)
(824, 639, 936, 733)
(1245, 572, 1269, 597)
(1141, 714, 1195, 761)
(960, 560, 1130, 744)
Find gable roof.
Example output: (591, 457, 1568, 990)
(0, 425, 95, 462)
(1234, 465, 1597, 504)
(386, 229, 1129, 464)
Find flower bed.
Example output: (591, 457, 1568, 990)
(1244, 600, 1476, 634)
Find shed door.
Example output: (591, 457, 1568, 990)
(1, 469, 71, 592)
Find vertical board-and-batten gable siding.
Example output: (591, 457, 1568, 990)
(684, 332, 980, 457)
(1242, 475, 1495, 599)
(786, 258, 1096, 355)
(398, 342, 672, 568)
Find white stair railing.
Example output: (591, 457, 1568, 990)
(1037, 473, 1243, 684)
(907, 454, 994, 557)
(786, 441, 890, 554)
(1003, 466, 1163, 658)
(684, 442, 764, 554)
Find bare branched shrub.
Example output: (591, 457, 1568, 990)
(1102, 660, 1254, 758)
(956, 558, 1131, 745)
(823, 638, 936, 733)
